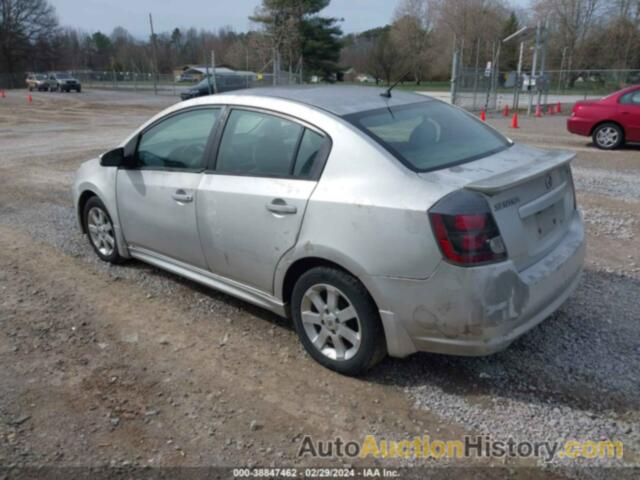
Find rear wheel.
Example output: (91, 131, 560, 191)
(593, 123, 623, 150)
(83, 196, 122, 264)
(291, 267, 386, 376)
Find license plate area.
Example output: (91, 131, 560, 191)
(535, 201, 565, 238)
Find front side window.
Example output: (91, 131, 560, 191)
(345, 101, 510, 172)
(137, 108, 220, 170)
(216, 109, 303, 177)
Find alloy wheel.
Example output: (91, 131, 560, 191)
(300, 283, 362, 361)
(87, 206, 115, 257)
(596, 126, 619, 148)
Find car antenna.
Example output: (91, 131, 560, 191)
(380, 72, 411, 98)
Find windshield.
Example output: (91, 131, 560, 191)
(345, 101, 511, 172)
(55, 73, 71, 79)
(35, 74, 47, 80)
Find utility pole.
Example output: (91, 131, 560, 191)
(527, 21, 541, 116)
(149, 13, 159, 95)
(514, 41, 524, 110)
(450, 36, 459, 106)
(538, 17, 549, 109)
(210, 50, 218, 94)
(272, 49, 278, 86)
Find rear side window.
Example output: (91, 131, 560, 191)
(137, 108, 220, 170)
(293, 129, 326, 178)
(345, 101, 510, 172)
(620, 91, 640, 105)
(216, 109, 303, 177)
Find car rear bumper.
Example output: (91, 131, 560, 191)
(567, 117, 592, 136)
(364, 211, 585, 358)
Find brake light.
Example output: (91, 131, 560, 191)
(429, 190, 507, 266)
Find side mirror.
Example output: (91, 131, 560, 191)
(100, 147, 125, 167)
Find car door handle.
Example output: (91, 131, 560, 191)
(266, 199, 297, 214)
(172, 189, 193, 203)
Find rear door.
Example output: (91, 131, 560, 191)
(197, 108, 330, 293)
(618, 89, 640, 142)
(117, 107, 221, 268)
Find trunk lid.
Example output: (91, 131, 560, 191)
(420, 144, 576, 271)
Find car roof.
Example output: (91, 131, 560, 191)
(232, 85, 433, 116)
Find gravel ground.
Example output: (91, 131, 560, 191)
(0, 90, 638, 477)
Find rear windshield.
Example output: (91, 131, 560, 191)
(345, 101, 510, 172)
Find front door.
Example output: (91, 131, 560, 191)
(117, 107, 221, 268)
(197, 108, 330, 293)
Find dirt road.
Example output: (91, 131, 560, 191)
(0, 90, 638, 477)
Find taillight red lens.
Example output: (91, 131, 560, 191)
(454, 214, 486, 230)
(429, 190, 507, 267)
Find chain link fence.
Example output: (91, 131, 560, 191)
(70, 70, 301, 96)
(0, 70, 302, 95)
(452, 68, 640, 112)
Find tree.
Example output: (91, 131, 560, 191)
(251, 0, 342, 79)
(501, 11, 520, 70)
(90, 31, 114, 70)
(0, 0, 59, 84)
(300, 16, 342, 78)
(391, 0, 435, 84)
(368, 28, 402, 85)
(533, 0, 602, 71)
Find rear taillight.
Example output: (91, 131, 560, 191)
(428, 190, 507, 267)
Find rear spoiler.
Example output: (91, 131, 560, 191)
(464, 150, 576, 195)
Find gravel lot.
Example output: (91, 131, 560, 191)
(0, 90, 638, 477)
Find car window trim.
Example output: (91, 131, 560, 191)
(130, 106, 222, 173)
(205, 105, 332, 182)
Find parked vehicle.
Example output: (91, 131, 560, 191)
(26, 73, 49, 91)
(180, 75, 248, 100)
(567, 85, 640, 149)
(47, 72, 82, 92)
(73, 86, 585, 375)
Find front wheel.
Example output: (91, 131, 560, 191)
(291, 267, 386, 376)
(593, 123, 623, 150)
(83, 196, 123, 263)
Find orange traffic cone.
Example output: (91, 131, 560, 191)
(547, 104, 554, 115)
(27, 93, 32, 104)
(556, 102, 562, 113)
(534, 104, 542, 117)
(503, 104, 509, 117)
(511, 112, 519, 129)
(480, 110, 486, 122)
(0, 89, 5, 99)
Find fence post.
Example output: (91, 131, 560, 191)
(450, 48, 459, 106)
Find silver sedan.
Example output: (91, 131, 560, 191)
(73, 86, 585, 375)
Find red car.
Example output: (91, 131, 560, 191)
(567, 85, 640, 150)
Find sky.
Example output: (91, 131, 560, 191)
(50, 0, 400, 38)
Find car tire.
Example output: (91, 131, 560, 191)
(593, 123, 623, 150)
(291, 267, 386, 376)
(83, 196, 123, 264)
(28, 86, 33, 92)
(77, 86, 81, 93)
